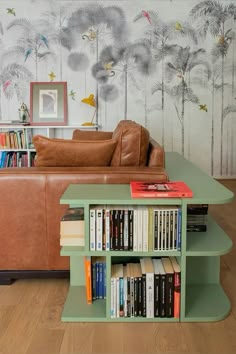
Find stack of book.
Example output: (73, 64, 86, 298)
(60, 207, 84, 246)
(110, 256, 181, 319)
(187, 204, 208, 232)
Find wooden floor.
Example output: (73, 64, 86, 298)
(0, 180, 236, 354)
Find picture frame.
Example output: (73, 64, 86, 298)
(30, 82, 68, 126)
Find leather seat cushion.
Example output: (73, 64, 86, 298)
(33, 135, 116, 167)
(72, 129, 112, 140)
(111, 120, 150, 167)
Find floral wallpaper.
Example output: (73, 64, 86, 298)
(0, 0, 236, 177)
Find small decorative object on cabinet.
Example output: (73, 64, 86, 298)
(0, 124, 98, 168)
(59, 152, 234, 322)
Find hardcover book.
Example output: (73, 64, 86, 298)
(130, 181, 193, 198)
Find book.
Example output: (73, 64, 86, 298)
(161, 257, 174, 317)
(130, 181, 193, 198)
(84, 256, 92, 304)
(169, 256, 181, 318)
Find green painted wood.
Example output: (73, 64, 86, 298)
(60, 247, 181, 257)
(186, 256, 220, 284)
(61, 286, 106, 322)
(184, 284, 231, 322)
(165, 152, 234, 204)
(186, 216, 233, 256)
(70, 256, 85, 286)
(59, 152, 234, 322)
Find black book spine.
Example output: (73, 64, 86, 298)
(154, 273, 160, 317)
(127, 277, 131, 317)
(165, 273, 174, 317)
(159, 274, 166, 317)
(138, 276, 142, 317)
(128, 209, 133, 251)
(142, 274, 146, 317)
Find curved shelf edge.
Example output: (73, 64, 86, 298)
(184, 284, 231, 322)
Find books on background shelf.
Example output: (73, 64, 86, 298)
(187, 204, 208, 232)
(89, 205, 182, 251)
(130, 181, 193, 198)
(84, 256, 106, 304)
(60, 207, 84, 246)
(110, 257, 181, 319)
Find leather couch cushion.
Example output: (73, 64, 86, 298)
(73, 129, 112, 140)
(111, 120, 150, 166)
(33, 135, 116, 167)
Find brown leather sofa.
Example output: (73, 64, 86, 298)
(0, 121, 167, 284)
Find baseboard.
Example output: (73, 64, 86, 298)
(0, 270, 70, 285)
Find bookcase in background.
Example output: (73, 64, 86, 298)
(59, 152, 234, 322)
(0, 125, 98, 167)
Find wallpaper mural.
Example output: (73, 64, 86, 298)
(0, 0, 236, 177)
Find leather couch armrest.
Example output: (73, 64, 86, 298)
(147, 138, 165, 168)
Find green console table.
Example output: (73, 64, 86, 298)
(60, 152, 234, 322)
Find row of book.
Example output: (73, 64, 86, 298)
(84, 256, 106, 304)
(0, 151, 31, 168)
(0, 130, 29, 149)
(111, 256, 180, 318)
(90, 206, 182, 252)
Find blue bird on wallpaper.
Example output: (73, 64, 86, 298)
(6, 8, 16, 16)
(24, 48, 33, 62)
(40, 34, 49, 48)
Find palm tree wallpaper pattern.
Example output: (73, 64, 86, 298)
(0, 0, 235, 177)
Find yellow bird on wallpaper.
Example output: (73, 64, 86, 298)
(48, 71, 56, 81)
(199, 104, 208, 112)
(175, 22, 183, 31)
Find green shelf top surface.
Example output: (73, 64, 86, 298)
(60, 153, 234, 205)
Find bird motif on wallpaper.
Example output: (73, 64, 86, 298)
(82, 28, 97, 41)
(48, 71, 56, 81)
(6, 8, 15, 16)
(199, 104, 208, 112)
(24, 48, 33, 62)
(104, 61, 114, 71)
(3, 80, 11, 92)
(134, 10, 152, 25)
(175, 22, 183, 31)
(40, 34, 49, 48)
(69, 89, 76, 101)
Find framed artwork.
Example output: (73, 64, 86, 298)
(30, 82, 68, 125)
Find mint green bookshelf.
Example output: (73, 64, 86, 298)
(60, 152, 234, 322)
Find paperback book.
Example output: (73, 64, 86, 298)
(130, 181, 193, 198)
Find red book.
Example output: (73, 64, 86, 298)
(130, 181, 193, 198)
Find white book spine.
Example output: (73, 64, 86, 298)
(146, 273, 154, 318)
(110, 277, 116, 318)
(96, 209, 103, 251)
(105, 209, 110, 251)
(123, 277, 127, 317)
(90, 209, 96, 251)
(142, 208, 149, 252)
(137, 207, 143, 251)
(133, 208, 138, 251)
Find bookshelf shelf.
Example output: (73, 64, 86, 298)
(0, 124, 98, 167)
(59, 152, 234, 322)
(186, 216, 232, 256)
